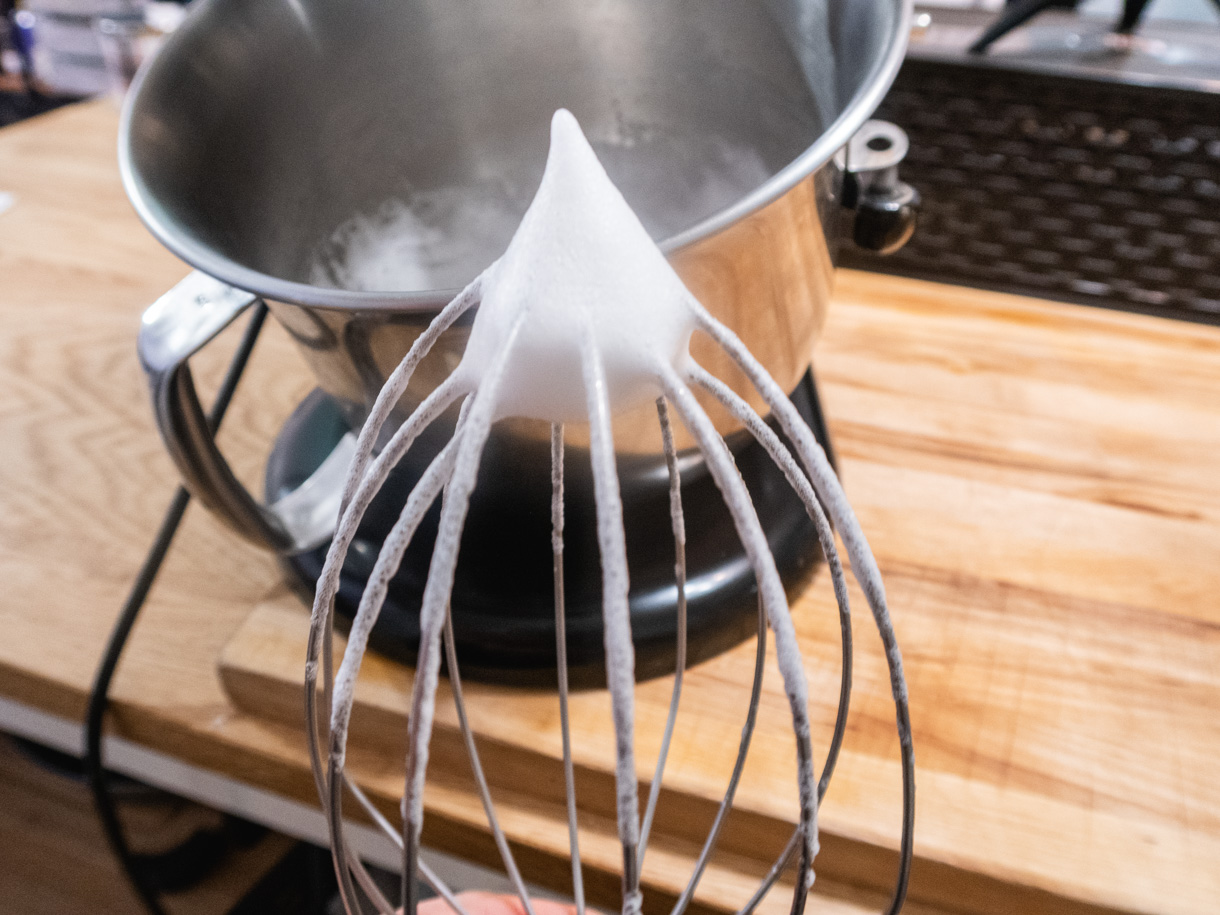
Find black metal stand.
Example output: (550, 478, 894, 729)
(85, 303, 269, 915)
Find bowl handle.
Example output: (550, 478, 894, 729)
(138, 271, 355, 553)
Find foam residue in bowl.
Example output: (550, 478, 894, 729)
(309, 179, 526, 293)
(308, 128, 773, 295)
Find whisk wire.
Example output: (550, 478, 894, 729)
(344, 778, 471, 915)
(637, 398, 688, 865)
(306, 269, 487, 795)
(401, 313, 527, 914)
(580, 326, 643, 915)
(307, 369, 473, 826)
(657, 364, 819, 902)
(672, 594, 767, 915)
(736, 829, 801, 915)
(690, 305, 915, 915)
(443, 611, 539, 915)
(326, 429, 467, 915)
(652, 380, 770, 915)
(551, 423, 587, 915)
(326, 390, 477, 915)
(685, 364, 855, 797)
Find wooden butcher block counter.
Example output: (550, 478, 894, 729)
(1, 101, 1218, 915)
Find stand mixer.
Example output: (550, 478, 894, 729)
(126, 0, 918, 679)
(121, 0, 918, 910)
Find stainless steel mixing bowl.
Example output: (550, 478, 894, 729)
(125, 0, 913, 552)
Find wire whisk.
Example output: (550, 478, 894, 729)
(303, 109, 914, 915)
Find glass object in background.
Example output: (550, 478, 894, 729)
(25, 0, 142, 95)
(22, 0, 182, 97)
(95, 2, 184, 96)
(92, 10, 149, 95)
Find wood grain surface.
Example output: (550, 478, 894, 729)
(1, 101, 1218, 915)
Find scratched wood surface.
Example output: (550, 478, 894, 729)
(1, 101, 1218, 915)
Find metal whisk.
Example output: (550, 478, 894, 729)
(303, 110, 915, 915)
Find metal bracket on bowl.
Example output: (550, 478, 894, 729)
(841, 119, 920, 256)
(138, 271, 356, 554)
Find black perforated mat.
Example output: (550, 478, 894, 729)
(840, 59, 1220, 325)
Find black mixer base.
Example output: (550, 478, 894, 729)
(266, 371, 834, 687)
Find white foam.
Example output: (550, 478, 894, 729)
(308, 125, 772, 296)
(310, 182, 523, 292)
(456, 109, 699, 422)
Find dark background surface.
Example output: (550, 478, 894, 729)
(840, 58, 1220, 326)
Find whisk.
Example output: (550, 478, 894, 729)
(304, 110, 914, 915)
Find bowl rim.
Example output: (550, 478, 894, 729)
(118, 0, 913, 312)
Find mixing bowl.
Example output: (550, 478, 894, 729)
(125, 0, 915, 678)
